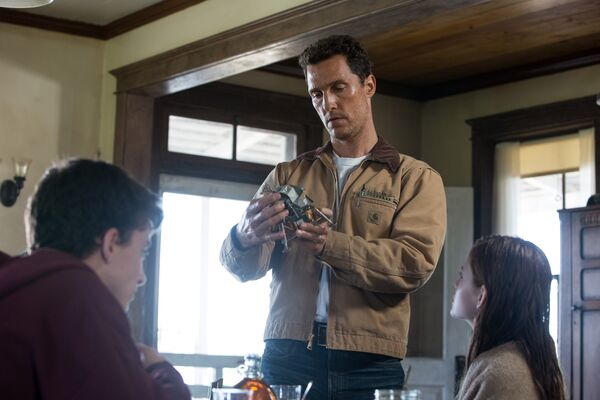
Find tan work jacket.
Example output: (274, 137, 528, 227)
(220, 136, 447, 358)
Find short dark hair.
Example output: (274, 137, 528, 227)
(298, 35, 373, 82)
(26, 159, 163, 258)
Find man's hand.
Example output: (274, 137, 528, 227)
(295, 208, 333, 255)
(235, 192, 289, 249)
(137, 343, 167, 368)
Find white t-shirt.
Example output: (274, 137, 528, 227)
(314, 152, 367, 323)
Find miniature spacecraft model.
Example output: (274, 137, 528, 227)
(263, 184, 333, 252)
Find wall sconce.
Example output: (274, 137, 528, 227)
(1, 157, 32, 207)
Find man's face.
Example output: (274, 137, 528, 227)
(306, 54, 375, 142)
(105, 228, 151, 311)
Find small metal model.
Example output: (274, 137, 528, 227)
(262, 184, 333, 252)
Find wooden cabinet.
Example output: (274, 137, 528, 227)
(559, 205, 600, 400)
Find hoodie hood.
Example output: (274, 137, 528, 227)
(0, 249, 91, 300)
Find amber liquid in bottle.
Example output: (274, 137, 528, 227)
(234, 354, 277, 400)
(235, 377, 277, 400)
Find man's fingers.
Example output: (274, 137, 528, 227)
(248, 192, 281, 214)
(320, 208, 333, 218)
(299, 221, 329, 235)
(249, 201, 287, 228)
(251, 208, 289, 236)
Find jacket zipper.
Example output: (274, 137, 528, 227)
(306, 155, 369, 348)
(305, 156, 339, 349)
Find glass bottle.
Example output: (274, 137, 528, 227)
(234, 354, 277, 400)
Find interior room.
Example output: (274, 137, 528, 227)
(1, 1, 599, 399)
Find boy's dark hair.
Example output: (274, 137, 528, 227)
(26, 159, 163, 258)
(298, 35, 373, 82)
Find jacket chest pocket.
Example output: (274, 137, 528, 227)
(350, 188, 398, 238)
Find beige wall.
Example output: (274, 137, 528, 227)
(0, 23, 103, 253)
(223, 70, 422, 157)
(421, 64, 600, 187)
(0, 0, 311, 254)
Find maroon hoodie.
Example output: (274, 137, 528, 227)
(0, 249, 190, 400)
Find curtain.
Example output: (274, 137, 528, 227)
(579, 127, 596, 205)
(493, 141, 520, 235)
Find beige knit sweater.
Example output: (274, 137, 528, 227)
(457, 341, 541, 400)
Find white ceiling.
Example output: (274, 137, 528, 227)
(22, 0, 163, 25)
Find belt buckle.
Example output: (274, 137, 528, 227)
(316, 324, 327, 347)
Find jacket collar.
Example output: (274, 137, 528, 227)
(297, 135, 400, 172)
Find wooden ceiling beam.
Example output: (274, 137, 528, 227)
(110, 0, 488, 97)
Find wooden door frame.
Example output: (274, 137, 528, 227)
(110, 0, 485, 344)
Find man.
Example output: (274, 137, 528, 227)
(220, 35, 446, 399)
(0, 159, 190, 400)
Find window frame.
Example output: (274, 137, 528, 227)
(139, 82, 324, 349)
(153, 82, 324, 186)
(467, 95, 600, 239)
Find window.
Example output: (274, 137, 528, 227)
(494, 131, 595, 347)
(236, 125, 296, 166)
(147, 83, 322, 397)
(157, 176, 270, 389)
(168, 116, 234, 159)
(517, 171, 583, 346)
(167, 116, 297, 166)
(468, 95, 600, 240)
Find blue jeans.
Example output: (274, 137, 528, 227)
(262, 335, 404, 400)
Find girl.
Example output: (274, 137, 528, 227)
(451, 235, 565, 400)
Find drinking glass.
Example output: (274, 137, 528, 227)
(270, 384, 302, 400)
(374, 389, 422, 400)
(400, 389, 421, 400)
(212, 388, 254, 400)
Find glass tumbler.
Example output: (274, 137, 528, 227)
(270, 384, 302, 400)
(212, 388, 254, 400)
(374, 389, 422, 400)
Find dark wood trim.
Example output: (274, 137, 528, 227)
(104, 0, 206, 39)
(114, 92, 155, 186)
(0, 8, 103, 39)
(114, 92, 156, 343)
(2, 1, 600, 101)
(261, 46, 600, 102)
(558, 209, 573, 395)
(4, 0, 599, 100)
(468, 95, 600, 239)
(258, 62, 304, 79)
(259, 62, 424, 100)
(0, 0, 206, 40)
(155, 82, 323, 184)
(110, 0, 486, 97)
(162, 82, 322, 127)
(423, 48, 600, 101)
